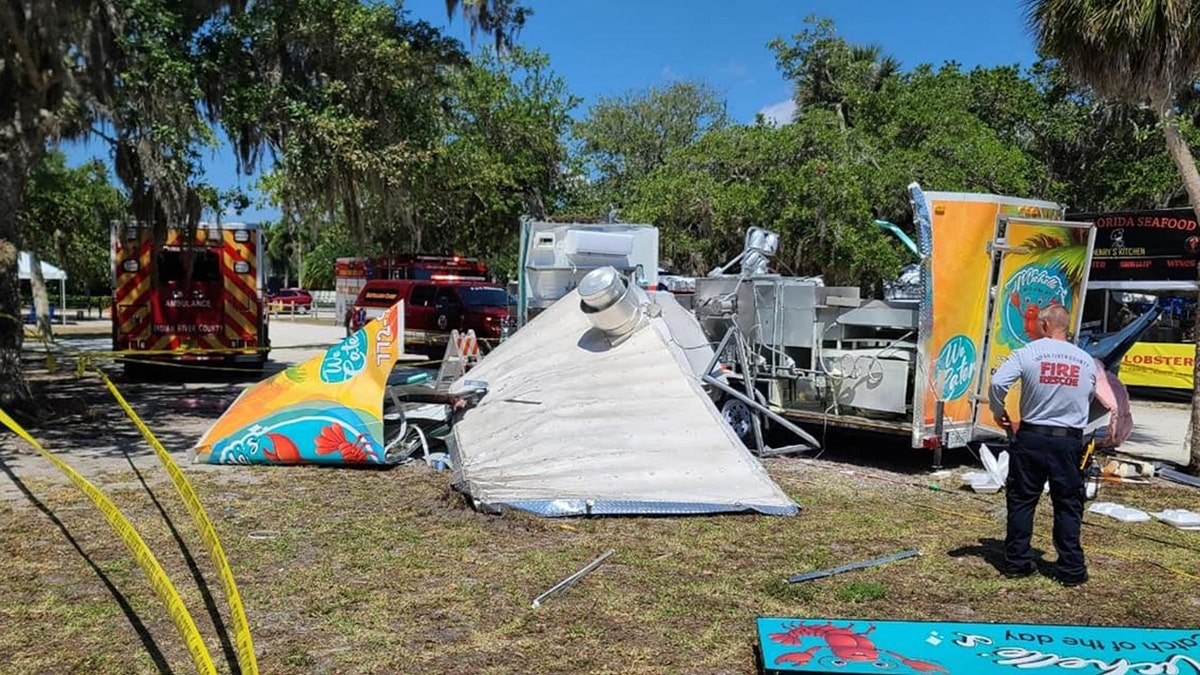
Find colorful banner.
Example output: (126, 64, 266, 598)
(1119, 341, 1195, 389)
(978, 219, 1092, 434)
(757, 617, 1200, 675)
(916, 192, 1060, 446)
(194, 302, 404, 465)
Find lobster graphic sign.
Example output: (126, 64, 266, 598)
(756, 618, 1200, 674)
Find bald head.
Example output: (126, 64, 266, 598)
(1039, 303, 1071, 340)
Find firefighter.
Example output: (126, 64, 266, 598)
(987, 304, 1112, 587)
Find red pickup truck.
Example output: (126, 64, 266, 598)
(348, 279, 510, 353)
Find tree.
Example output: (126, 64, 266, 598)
(1, 0, 237, 404)
(1025, 0, 1200, 471)
(572, 81, 729, 212)
(202, 0, 470, 244)
(2, 1, 530, 404)
(1018, 61, 1194, 211)
(244, 38, 574, 276)
(621, 114, 907, 286)
(18, 151, 126, 338)
(403, 47, 576, 268)
(769, 16, 900, 130)
(443, 0, 530, 50)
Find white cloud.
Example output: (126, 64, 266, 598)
(661, 66, 677, 80)
(758, 99, 797, 127)
(716, 62, 748, 78)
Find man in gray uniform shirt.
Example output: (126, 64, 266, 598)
(988, 304, 1099, 587)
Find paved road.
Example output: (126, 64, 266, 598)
(2, 320, 354, 501)
(43, 318, 347, 371)
(1124, 399, 1190, 465)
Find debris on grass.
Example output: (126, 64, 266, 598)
(787, 549, 920, 584)
(1159, 468, 1200, 489)
(531, 549, 615, 609)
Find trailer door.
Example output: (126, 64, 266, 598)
(972, 217, 1096, 438)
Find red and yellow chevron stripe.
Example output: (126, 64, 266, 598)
(114, 228, 154, 346)
(221, 229, 260, 343)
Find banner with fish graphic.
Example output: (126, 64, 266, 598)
(977, 218, 1094, 434)
(756, 617, 1200, 675)
(193, 302, 405, 465)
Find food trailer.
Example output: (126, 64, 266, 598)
(693, 183, 1097, 456)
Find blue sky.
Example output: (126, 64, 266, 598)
(64, 0, 1041, 222)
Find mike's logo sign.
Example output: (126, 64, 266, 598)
(1000, 264, 1070, 347)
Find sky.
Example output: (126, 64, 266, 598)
(63, 0, 1041, 223)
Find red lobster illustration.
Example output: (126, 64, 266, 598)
(314, 424, 375, 463)
(264, 433, 304, 463)
(1010, 293, 1064, 341)
(770, 622, 947, 672)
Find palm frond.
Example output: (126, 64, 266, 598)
(1030, 243, 1089, 285)
(1024, 0, 1200, 105)
(1020, 232, 1067, 251)
(1018, 225, 1077, 251)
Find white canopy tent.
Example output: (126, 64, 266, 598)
(18, 252, 67, 325)
(449, 286, 800, 518)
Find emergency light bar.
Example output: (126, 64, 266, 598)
(430, 273, 488, 282)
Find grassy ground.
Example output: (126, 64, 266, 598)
(1, 452, 1197, 674)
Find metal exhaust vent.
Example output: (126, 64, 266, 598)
(578, 266, 644, 342)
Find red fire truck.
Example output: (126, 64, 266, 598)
(111, 221, 269, 372)
(334, 254, 489, 329)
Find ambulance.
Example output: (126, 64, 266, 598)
(111, 221, 269, 372)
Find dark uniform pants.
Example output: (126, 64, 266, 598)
(1005, 429, 1087, 580)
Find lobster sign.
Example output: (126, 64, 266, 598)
(768, 622, 946, 673)
(756, 617, 1200, 674)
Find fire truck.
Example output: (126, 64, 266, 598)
(334, 254, 489, 328)
(111, 221, 269, 372)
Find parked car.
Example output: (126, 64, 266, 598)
(347, 279, 510, 352)
(268, 288, 313, 313)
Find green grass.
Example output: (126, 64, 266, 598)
(834, 581, 889, 603)
(1, 460, 1198, 674)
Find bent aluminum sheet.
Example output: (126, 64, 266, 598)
(449, 289, 799, 517)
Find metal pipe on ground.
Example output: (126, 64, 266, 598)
(703, 374, 821, 450)
(531, 549, 615, 609)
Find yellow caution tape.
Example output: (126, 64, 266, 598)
(17, 321, 57, 373)
(1091, 545, 1200, 583)
(0, 408, 217, 674)
(96, 369, 258, 674)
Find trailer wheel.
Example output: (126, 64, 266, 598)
(720, 396, 754, 442)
